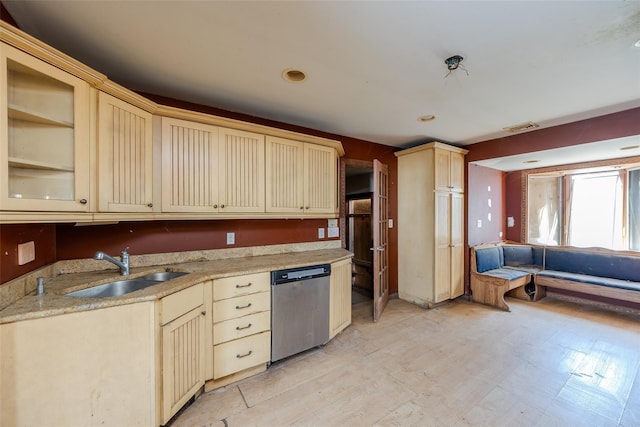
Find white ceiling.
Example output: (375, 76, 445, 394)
(3, 1, 640, 150)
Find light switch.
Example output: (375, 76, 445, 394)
(18, 241, 35, 265)
(327, 219, 338, 228)
(477, 220, 482, 228)
(507, 217, 515, 227)
(388, 219, 394, 228)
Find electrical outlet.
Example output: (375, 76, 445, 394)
(18, 241, 35, 265)
(327, 219, 338, 228)
(226, 232, 235, 245)
(327, 227, 339, 238)
(318, 228, 325, 239)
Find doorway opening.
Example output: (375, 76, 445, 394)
(345, 165, 374, 305)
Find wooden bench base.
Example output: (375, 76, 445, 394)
(470, 273, 531, 311)
(535, 276, 640, 304)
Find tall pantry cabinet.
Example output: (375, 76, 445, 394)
(395, 142, 468, 307)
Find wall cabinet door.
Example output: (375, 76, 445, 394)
(330, 258, 352, 339)
(161, 117, 219, 212)
(161, 117, 265, 213)
(434, 149, 465, 193)
(265, 136, 304, 213)
(0, 43, 91, 212)
(218, 127, 265, 213)
(98, 92, 153, 212)
(305, 144, 338, 213)
(266, 136, 338, 214)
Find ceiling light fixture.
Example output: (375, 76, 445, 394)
(282, 68, 307, 83)
(444, 55, 468, 77)
(503, 121, 540, 133)
(417, 115, 436, 122)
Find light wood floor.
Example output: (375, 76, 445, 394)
(171, 294, 640, 426)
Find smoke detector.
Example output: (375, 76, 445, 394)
(503, 121, 540, 133)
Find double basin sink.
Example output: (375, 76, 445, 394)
(65, 271, 189, 298)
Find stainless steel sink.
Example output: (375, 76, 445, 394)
(65, 271, 189, 298)
(139, 271, 189, 282)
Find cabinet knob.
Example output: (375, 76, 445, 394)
(300, 206, 304, 210)
(220, 204, 225, 209)
(201, 310, 206, 316)
(79, 199, 87, 205)
(213, 204, 218, 208)
(305, 206, 310, 210)
(147, 203, 153, 208)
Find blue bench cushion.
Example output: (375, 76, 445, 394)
(544, 249, 640, 282)
(504, 265, 542, 274)
(481, 268, 529, 281)
(537, 270, 640, 292)
(475, 247, 504, 273)
(503, 246, 534, 267)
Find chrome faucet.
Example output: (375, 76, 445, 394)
(94, 247, 130, 276)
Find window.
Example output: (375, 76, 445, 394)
(527, 167, 640, 251)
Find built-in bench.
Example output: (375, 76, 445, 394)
(470, 243, 545, 311)
(471, 243, 640, 311)
(535, 247, 640, 304)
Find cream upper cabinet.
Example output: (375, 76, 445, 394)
(396, 142, 468, 306)
(218, 127, 265, 213)
(0, 42, 91, 212)
(161, 117, 265, 214)
(265, 136, 304, 212)
(98, 92, 154, 212)
(266, 136, 338, 214)
(435, 148, 465, 193)
(329, 258, 352, 339)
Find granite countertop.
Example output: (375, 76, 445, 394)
(0, 248, 352, 324)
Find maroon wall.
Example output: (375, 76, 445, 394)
(466, 108, 640, 163)
(0, 224, 56, 283)
(505, 172, 524, 242)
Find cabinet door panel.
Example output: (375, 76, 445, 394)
(265, 136, 304, 212)
(434, 191, 451, 302)
(330, 258, 352, 339)
(162, 305, 205, 424)
(450, 152, 465, 193)
(161, 117, 218, 212)
(304, 144, 337, 213)
(434, 149, 451, 192)
(1, 43, 90, 212)
(450, 193, 465, 298)
(98, 92, 153, 212)
(218, 128, 265, 213)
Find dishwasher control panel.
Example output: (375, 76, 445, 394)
(271, 264, 331, 285)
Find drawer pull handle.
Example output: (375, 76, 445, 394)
(236, 303, 252, 310)
(237, 350, 253, 359)
(236, 282, 252, 288)
(236, 323, 252, 331)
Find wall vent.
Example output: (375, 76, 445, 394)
(503, 121, 540, 133)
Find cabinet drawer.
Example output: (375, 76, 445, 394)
(213, 311, 270, 345)
(213, 272, 270, 300)
(213, 331, 270, 379)
(160, 283, 204, 325)
(213, 291, 270, 323)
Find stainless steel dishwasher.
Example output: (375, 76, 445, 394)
(271, 264, 331, 362)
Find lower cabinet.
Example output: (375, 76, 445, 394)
(210, 272, 271, 384)
(158, 283, 205, 425)
(329, 258, 352, 339)
(0, 302, 157, 427)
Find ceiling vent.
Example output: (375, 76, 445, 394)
(503, 121, 540, 133)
